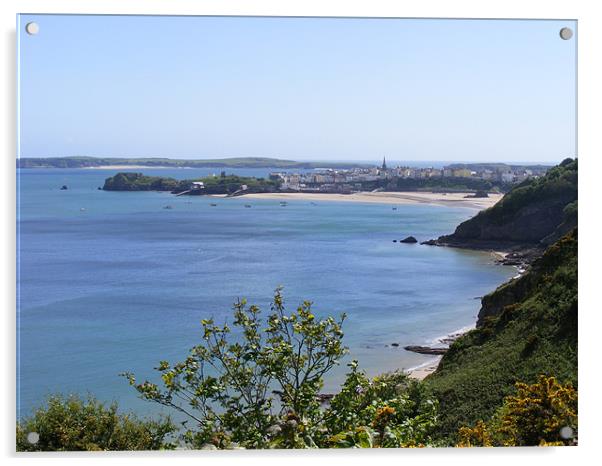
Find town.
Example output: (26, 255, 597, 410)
(268, 158, 550, 194)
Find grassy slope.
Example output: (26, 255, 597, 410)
(426, 228, 577, 441)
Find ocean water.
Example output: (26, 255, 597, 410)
(17, 168, 515, 419)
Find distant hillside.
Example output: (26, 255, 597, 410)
(428, 158, 577, 251)
(16, 156, 366, 170)
(426, 228, 578, 440)
(445, 162, 551, 173)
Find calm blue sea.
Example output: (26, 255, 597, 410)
(17, 168, 515, 419)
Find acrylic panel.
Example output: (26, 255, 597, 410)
(16, 14, 577, 451)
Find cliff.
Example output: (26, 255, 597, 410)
(426, 228, 577, 439)
(426, 158, 577, 253)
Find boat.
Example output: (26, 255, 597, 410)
(280, 201, 288, 206)
(210, 203, 217, 207)
(163, 205, 173, 210)
(244, 204, 252, 208)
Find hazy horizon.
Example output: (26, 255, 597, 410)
(18, 15, 576, 163)
(18, 154, 560, 166)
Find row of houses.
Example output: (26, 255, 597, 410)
(270, 158, 544, 191)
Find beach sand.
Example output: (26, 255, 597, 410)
(243, 191, 502, 210)
(407, 356, 443, 380)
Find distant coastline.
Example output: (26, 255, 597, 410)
(16, 156, 367, 170)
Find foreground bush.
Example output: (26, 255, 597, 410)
(17, 395, 176, 451)
(457, 375, 577, 447)
(124, 288, 439, 449)
(124, 287, 348, 449)
(323, 361, 439, 448)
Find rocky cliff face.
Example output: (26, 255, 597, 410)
(475, 227, 577, 327)
(426, 159, 577, 253)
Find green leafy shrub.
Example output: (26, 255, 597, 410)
(123, 289, 440, 449)
(123, 287, 348, 449)
(323, 361, 439, 448)
(16, 394, 176, 451)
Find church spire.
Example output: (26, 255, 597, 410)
(381, 156, 387, 171)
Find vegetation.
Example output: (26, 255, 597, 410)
(426, 228, 577, 440)
(17, 156, 365, 169)
(189, 174, 280, 195)
(16, 394, 175, 451)
(457, 376, 577, 447)
(323, 362, 439, 448)
(102, 172, 280, 194)
(122, 288, 440, 449)
(102, 172, 181, 191)
(439, 158, 577, 245)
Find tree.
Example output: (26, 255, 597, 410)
(16, 395, 175, 451)
(123, 287, 348, 449)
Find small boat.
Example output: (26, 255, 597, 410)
(210, 203, 217, 207)
(280, 201, 288, 207)
(244, 204, 252, 208)
(310, 202, 317, 206)
(80, 207, 86, 212)
(163, 205, 173, 210)
(392, 207, 397, 211)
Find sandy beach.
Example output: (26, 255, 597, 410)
(242, 191, 502, 210)
(407, 357, 443, 380)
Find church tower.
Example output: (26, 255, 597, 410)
(381, 157, 387, 171)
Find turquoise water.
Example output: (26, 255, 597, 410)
(17, 168, 515, 418)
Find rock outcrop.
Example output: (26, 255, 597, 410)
(422, 159, 577, 257)
(404, 345, 448, 355)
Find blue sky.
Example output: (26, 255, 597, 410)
(18, 15, 576, 163)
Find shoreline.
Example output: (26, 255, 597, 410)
(241, 191, 502, 210)
(407, 356, 443, 380)
(406, 326, 476, 380)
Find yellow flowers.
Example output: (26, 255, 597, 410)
(457, 375, 577, 447)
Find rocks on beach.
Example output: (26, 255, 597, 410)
(403, 345, 448, 355)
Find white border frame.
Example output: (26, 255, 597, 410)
(3, 1, 600, 465)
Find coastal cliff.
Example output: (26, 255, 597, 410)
(425, 158, 577, 254)
(426, 228, 577, 438)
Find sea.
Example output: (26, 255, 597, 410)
(16, 167, 516, 419)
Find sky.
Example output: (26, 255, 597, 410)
(18, 15, 577, 163)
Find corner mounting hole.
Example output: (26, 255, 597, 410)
(25, 22, 39, 35)
(26, 432, 39, 444)
(559, 27, 573, 40)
